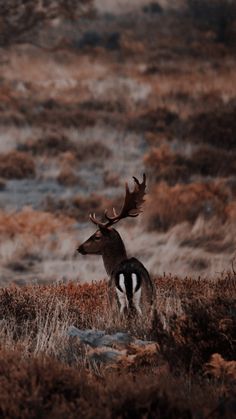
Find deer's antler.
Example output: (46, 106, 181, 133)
(89, 174, 146, 229)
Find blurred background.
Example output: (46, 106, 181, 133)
(0, 0, 236, 285)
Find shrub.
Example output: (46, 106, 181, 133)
(186, 105, 236, 150)
(144, 145, 189, 184)
(57, 168, 79, 186)
(0, 208, 73, 238)
(190, 146, 236, 177)
(144, 145, 236, 184)
(0, 178, 6, 190)
(0, 151, 35, 179)
(19, 134, 77, 156)
(128, 107, 179, 135)
(146, 182, 229, 231)
(187, 0, 236, 43)
(43, 194, 121, 222)
(142, 2, 163, 14)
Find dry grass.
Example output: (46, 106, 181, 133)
(0, 208, 74, 238)
(0, 274, 235, 417)
(0, 7, 236, 416)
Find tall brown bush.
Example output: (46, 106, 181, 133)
(144, 145, 236, 184)
(146, 182, 229, 231)
(186, 105, 236, 150)
(0, 151, 35, 179)
(188, 0, 236, 43)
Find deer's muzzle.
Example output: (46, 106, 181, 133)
(77, 245, 87, 255)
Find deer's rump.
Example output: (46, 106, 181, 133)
(110, 258, 155, 316)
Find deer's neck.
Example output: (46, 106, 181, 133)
(102, 236, 127, 276)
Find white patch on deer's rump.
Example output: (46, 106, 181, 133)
(118, 273, 126, 293)
(131, 273, 138, 293)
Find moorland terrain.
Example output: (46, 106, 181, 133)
(0, 0, 236, 417)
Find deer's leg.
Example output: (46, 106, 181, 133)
(108, 278, 116, 310)
(116, 287, 128, 314)
(132, 287, 142, 315)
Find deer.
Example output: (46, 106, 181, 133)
(77, 174, 155, 319)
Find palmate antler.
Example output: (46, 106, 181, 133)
(89, 174, 146, 229)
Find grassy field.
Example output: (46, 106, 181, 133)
(0, 0, 236, 417)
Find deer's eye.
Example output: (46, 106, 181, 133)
(94, 236, 101, 241)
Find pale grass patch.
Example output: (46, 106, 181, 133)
(148, 66, 236, 117)
(84, 76, 151, 108)
(0, 239, 20, 264)
(0, 127, 34, 153)
(34, 298, 71, 358)
(0, 318, 33, 354)
(156, 292, 184, 331)
(0, 289, 75, 362)
(118, 218, 236, 280)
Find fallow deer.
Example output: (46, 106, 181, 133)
(77, 174, 155, 318)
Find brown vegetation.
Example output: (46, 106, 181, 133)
(188, 0, 236, 44)
(0, 0, 93, 48)
(0, 274, 235, 418)
(186, 104, 236, 150)
(20, 134, 77, 156)
(0, 208, 74, 238)
(0, 3, 236, 416)
(144, 144, 236, 183)
(145, 181, 231, 231)
(144, 145, 189, 184)
(44, 194, 121, 222)
(20, 134, 111, 162)
(0, 99, 97, 128)
(0, 151, 35, 179)
(128, 107, 179, 136)
(57, 167, 79, 186)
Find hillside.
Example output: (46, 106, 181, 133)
(0, 1, 236, 417)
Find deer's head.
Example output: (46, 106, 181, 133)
(77, 174, 146, 256)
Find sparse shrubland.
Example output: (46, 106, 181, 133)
(0, 1, 236, 416)
(0, 275, 235, 418)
